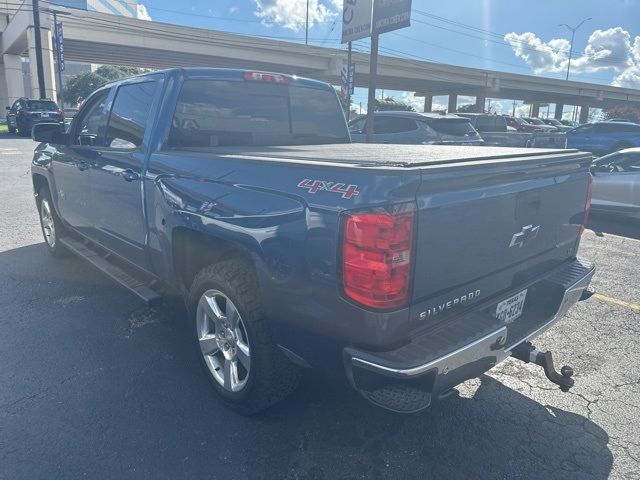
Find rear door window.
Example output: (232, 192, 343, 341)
(169, 79, 348, 147)
(373, 117, 418, 134)
(105, 81, 158, 149)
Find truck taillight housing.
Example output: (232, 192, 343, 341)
(579, 174, 593, 236)
(341, 206, 415, 310)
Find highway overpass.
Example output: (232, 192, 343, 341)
(2, 6, 640, 122)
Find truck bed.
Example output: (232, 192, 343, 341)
(203, 144, 585, 168)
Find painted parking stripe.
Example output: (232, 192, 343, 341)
(592, 293, 640, 313)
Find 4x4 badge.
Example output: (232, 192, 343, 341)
(297, 179, 360, 199)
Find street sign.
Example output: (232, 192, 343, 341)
(372, 0, 412, 35)
(55, 21, 65, 72)
(340, 62, 355, 95)
(341, 0, 373, 43)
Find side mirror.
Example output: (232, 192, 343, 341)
(5, 106, 10, 111)
(32, 122, 68, 144)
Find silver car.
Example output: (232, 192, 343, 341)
(591, 148, 640, 218)
(348, 111, 483, 145)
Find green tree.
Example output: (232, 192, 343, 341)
(456, 103, 479, 113)
(63, 65, 148, 105)
(374, 97, 414, 111)
(603, 104, 640, 123)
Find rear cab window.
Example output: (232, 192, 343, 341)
(427, 118, 477, 136)
(168, 78, 349, 148)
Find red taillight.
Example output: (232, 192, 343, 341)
(243, 71, 289, 84)
(341, 207, 415, 310)
(579, 174, 593, 236)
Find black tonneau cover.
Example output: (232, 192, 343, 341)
(203, 144, 584, 168)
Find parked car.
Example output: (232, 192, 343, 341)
(567, 121, 640, 155)
(561, 120, 580, 128)
(590, 148, 640, 218)
(31, 68, 594, 414)
(522, 117, 557, 132)
(348, 111, 483, 145)
(455, 113, 507, 132)
(541, 118, 572, 132)
(503, 115, 544, 132)
(5, 98, 63, 136)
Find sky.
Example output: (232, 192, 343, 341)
(134, 0, 640, 117)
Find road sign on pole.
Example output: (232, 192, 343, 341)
(372, 0, 412, 35)
(55, 21, 65, 72)
(341, 0, 373, 43)
(340, 62, 355, 96)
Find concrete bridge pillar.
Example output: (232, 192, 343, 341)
(423, 95, 433, 113)
(579, 105, 590, 124)
(448, 94, 457, 113)
(475, 95, 486, 113)
(1, 54, 26, 107)
(554, 103, 564, 120)
(531, 102, 541, 118)
(27, 26, 57, 101)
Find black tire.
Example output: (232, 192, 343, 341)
(17, 122, 29, 137)
(37, 186, 68, 257)
(189, 260, 300, 414)
(7, 125, 16, 134)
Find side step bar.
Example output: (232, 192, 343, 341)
(59, 236, 162, 306)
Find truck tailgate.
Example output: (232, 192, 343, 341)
(411, 150, 592, 326)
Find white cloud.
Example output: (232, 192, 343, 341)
(229, 6, 239, 14)
(505, 27, 640, 88)
(253, 0, 339, 30)
(137, 3, 152, 21)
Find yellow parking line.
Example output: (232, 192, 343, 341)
(592, 293, 640, 312)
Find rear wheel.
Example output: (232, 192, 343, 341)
(37, 186, 68, 257)
(189, 260, 300, 414)
(17, 121, 29, 137)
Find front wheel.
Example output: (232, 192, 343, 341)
(189, 261, 300, 414)
(37, 186, 68, 257)
(7, 124, 16, 134)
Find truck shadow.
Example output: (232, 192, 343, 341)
(0, 242, 613, 480)
(588, 213, 640, 241)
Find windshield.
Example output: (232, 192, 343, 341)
(169, 79, 349, 148)
(427, 118, 478, 136)
(26, 101, 58, 111)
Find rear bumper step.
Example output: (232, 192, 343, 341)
(344, 258, 595, 413)
(59, 236, 162, 306)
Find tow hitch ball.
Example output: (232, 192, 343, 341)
(511, 341, 575, 392)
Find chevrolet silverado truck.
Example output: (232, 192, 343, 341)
(31, 68, 595, 414)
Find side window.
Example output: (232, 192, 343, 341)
(349, 117, 366, 134)
(373, 117, 418, 134)
(617, 154, 640, 172)
(475, 116, 493, 131)
(105, 82, 158, 149)
(74, 90, 109, 146)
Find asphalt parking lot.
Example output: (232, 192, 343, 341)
(1, 135, 639, 480)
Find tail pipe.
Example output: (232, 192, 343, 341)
(511, 341, 575, 392)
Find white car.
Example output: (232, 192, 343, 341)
(591, 148, 640, 218)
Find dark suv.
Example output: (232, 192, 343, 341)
(455, 113, 507, 133)
(6, 98, 63, 136)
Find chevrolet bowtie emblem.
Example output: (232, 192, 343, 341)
(509, 224, 541, 248)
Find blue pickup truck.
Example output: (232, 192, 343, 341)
(31, 68, 595, 414)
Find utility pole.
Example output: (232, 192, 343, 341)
(31, 0, 46, 99)
(365, 33, 379, 143)
(512, 100, 516, 117)
(305, 0, 309, 45)
(560, 18, 591, 81)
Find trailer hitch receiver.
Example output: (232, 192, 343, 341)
(511, 341, 575, 392)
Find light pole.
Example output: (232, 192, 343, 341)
(305, 0, 309, 45)
(560, 18, 592, 81)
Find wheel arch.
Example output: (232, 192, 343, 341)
(172, 227, 260, 294)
